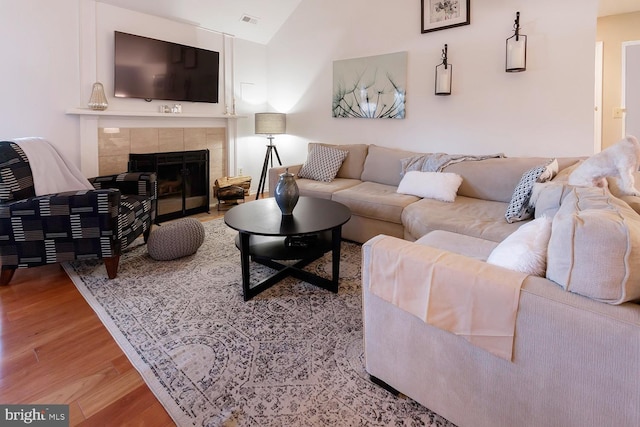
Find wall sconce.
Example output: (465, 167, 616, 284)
(506, 11, 527, 72)
(435, 44, 452, 96)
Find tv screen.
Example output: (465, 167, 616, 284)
(114, 31, 219, 103)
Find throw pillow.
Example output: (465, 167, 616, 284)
(486, 216, 553, 276)
(505, 159, 558, 223)
(396, 171, 463, 202)
(297, 145, 348, 182)
(546, 186, 640, 304)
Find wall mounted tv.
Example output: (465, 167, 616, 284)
(114, 31, 219, 103)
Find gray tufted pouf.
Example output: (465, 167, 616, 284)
(147, 218, 205, 261)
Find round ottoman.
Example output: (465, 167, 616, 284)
(147, 218, 205, 261)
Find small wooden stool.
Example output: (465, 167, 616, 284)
(214, 176, 251, 210)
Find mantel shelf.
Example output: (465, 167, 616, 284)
(66, 108, 245, 119)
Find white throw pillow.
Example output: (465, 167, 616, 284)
(297, 145, 349, 182)
(486, 216, 553, 276)
(396, 171, 463, 202)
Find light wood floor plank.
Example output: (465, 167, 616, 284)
(0, 211, 227, 426)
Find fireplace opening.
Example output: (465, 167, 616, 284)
(129, 150, 210, 223)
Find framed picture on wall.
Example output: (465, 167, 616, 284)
(332, 51, 407, 119)
(421, 0, 471, 33)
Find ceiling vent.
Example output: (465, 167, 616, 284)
(240, 14, 258, 25)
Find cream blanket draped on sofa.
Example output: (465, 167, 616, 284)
(366, 235, 527, 360)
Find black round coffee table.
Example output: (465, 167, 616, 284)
(224, 197, 351, 301)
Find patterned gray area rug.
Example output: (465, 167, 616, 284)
(63, 218, 454, 427)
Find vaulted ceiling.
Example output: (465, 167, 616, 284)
(97, 0, 639, 45)
(96, 0, 302, 45)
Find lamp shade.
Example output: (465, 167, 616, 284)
(255, 113, 286, 135)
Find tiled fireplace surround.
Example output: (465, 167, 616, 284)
(98, 127, 227, 204)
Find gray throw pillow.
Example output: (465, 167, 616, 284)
(505, 159, 557, 223)
(297, 145, 348, 182)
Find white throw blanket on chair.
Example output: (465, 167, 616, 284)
(13, 137, 95, 196)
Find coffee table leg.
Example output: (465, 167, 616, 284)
(331, 227, 342, 292)
(239, 232, 251, 301)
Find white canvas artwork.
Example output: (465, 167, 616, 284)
(332, 51, 407, 119)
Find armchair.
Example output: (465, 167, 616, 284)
(0, 140, 157, 285)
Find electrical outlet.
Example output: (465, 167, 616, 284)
(238, 167, 243, 175)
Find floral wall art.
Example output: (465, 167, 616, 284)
(332, 51, 407, 119)
(421, 0, 471, 33)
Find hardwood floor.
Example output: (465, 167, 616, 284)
(0, 211, 228, 426)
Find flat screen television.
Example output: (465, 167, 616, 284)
(114, 31, 219, 103)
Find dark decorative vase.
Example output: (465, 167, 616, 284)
(274, 168, 299, 216)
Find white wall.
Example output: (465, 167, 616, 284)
(91, 2, 226, 116)
(267, 0, 599, 168)
(1, 0, 267, 185)
(0, 0, 81, 164)
(1, 0, 599, 192)
(232, 38, 270, 183)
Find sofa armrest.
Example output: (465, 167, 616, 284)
(268, 164, 302, 197)
(362, 234, 520, 291)
(1, 187, 120, 215)
(0, 189, 121, 241)
(362, 235, 640, 427)
(90, 172, 158, 200)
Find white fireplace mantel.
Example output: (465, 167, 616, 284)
(66, 108, 245, 177)
(66, 107, 244, 120)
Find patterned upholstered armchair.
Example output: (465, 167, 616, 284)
(0, 141, 157, 285)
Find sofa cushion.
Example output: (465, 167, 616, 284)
(296, 177, 361, 200)
(487, 216, 553, 276)
(401, 196, 524, 242)
(547, 187, 640, 304)
(505, 159, 558, 224)
(532, 182, 574, 219)
(441, 157, 550, 203)
(309, 143, 368, 180)
(396, 171, 463, 202)
(361, 145, 423, 186)
(416, 230, 498, 261)
(297, 144, 348, 182)
(620, 195, 640, 215)
(332, 181, 419, 224)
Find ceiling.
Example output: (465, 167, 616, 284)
(599, 0, 640, 17)
(97, 0, 639, 45)
(96, 0, 303, 45)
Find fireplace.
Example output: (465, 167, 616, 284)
(129, 150, 210, 223)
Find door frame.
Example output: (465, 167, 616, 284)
(621, 40, 640, 138)
(595, 41, 603, 153)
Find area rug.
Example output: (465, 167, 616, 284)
(63, 218, 454, 427)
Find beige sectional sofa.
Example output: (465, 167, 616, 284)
(269, 143, 579, 243)
(269, 143, 640, 427)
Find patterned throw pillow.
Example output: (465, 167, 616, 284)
(297, 145, 349, 182)
(505, 159, 558, 223)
